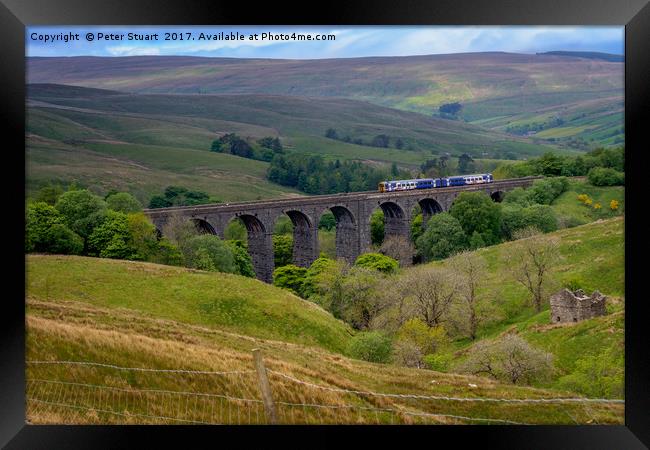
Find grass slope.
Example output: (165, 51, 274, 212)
(27, 53, 623, 147)
(26, 255, 622, 424)
(428, 217, 624, 396)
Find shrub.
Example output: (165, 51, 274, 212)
(392, 340, 424, 368)
(26, 202, 64, 252)
(273, 264, 307, 296)
(396, 318, 448, 356)
(587, 167, 625, 186)
(423, 352, 453, 372)
(346, 331, 393, 363)
(354, 252, 398, 274)
(456, 334, 554, 385)
(527, 177, 569, 205)
(557, 348, 623, 398)
(610, 199, 619, 211)
(370, 209, 385, 245)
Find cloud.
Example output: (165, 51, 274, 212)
(106, 45, 161, 56)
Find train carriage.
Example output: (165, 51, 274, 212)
(378, 173, 492, 192)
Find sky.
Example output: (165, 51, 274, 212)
(26, 26, 624, 59)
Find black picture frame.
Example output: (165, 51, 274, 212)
(2, 0, 648, 448)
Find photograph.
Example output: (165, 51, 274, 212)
(21, 24, 630, 427)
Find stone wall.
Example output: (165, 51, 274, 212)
(550, 288, 607, 323)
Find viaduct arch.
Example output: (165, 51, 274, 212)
(145, 177, 539, 283)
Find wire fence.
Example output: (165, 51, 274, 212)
(25, 355, 625, 425)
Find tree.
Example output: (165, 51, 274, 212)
(415, 213, 468, 261)
(410, 213, 424, 244)
(394, 138, 404, 149)
(449, 251, 487, 340)
(457, 153, 475, 174)
(55, 189, 107, 239)
(438, 102, 463, 116)
(273, 264, 307, 296)
(346, 332, 393, 363)
(456, 334, 554, 385)
(370, 209, 385, 245)
(396, 265, 458, 327)
(396, 318, 448, 358)
(32, 184, 65, 205)
(379, 235, 414, 267)
(183, 234, 237, 273)
(310, 258, 350, 318)
(449, 192, 502, 246)
(325, 128, 339, 140)
(318, 213, 336, 231)
(26, 202, 63, 252)
(340, 267, 384, 330)
(226, 240, 255, 277)
(46, 224, 84, 255)
(302, 257, 336, 298)
(224, 219, 248, 242)
(148, 195, 172, 209)
(126, 213, 160, 260)
(87, 210, 132, 258)
(273, 234, 293, 267)
(371, 134, 390, 148)
(106, 192, 142, 214)
(354, 252, 398, 274)
(504, 228, 561, 312)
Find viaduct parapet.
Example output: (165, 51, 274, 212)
(144, 177, 540, 283)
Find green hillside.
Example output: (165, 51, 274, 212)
(26, 255, 353, 353)
(27, 52, 623, 147)
(26, 254, 623, 425)
(425, 217, 624, 396)
(26, 83, 568, 203)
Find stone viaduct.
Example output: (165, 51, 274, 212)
(144, 177, 540, 283)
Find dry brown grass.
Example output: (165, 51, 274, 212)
(26, 300, 624, 425)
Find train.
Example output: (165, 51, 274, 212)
(378, 173, 493, 192)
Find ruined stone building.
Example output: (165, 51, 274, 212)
(550, 289, 607, 323)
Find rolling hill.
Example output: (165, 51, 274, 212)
(26, 83, 563, 203)
(27, 52, 623, 147)
(26, 253, 623, 425)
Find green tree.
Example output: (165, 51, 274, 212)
(46, 224, 84, 255)
(148, 195, 172, 209)
(55, 189, 107, 239)
(226, 240, 255, 278)
(26, 202, 64, 252)
(457, 153, 475, 174)
(224, 219, 247, 242)
(273, 264, 307, 296)
(183, 235, 237, 274)
(126, 213, 160, 260)
(87, 210, 132, 258)
(346, 332, 392, 363)
(106, 192, 142, 214)
(449, 192, 502, 246)
(415, 213, 468, 261)
(273, 234, 294, 267)
(302, 257, 336, 298)
(354, 252, 398, 274)
(318, 212, 336, 231)
(152, 238, 184, 266)
(370, 209, 385, 245)
(410, 213, 424, 243)
(33, 184, 65, 205)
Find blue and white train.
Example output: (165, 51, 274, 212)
(378, 173, 493, 192)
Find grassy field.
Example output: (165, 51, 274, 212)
(551, 180, 624, 226)
(26, 254, 623, 425)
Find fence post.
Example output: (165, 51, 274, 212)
(252, 348, 278, 424)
